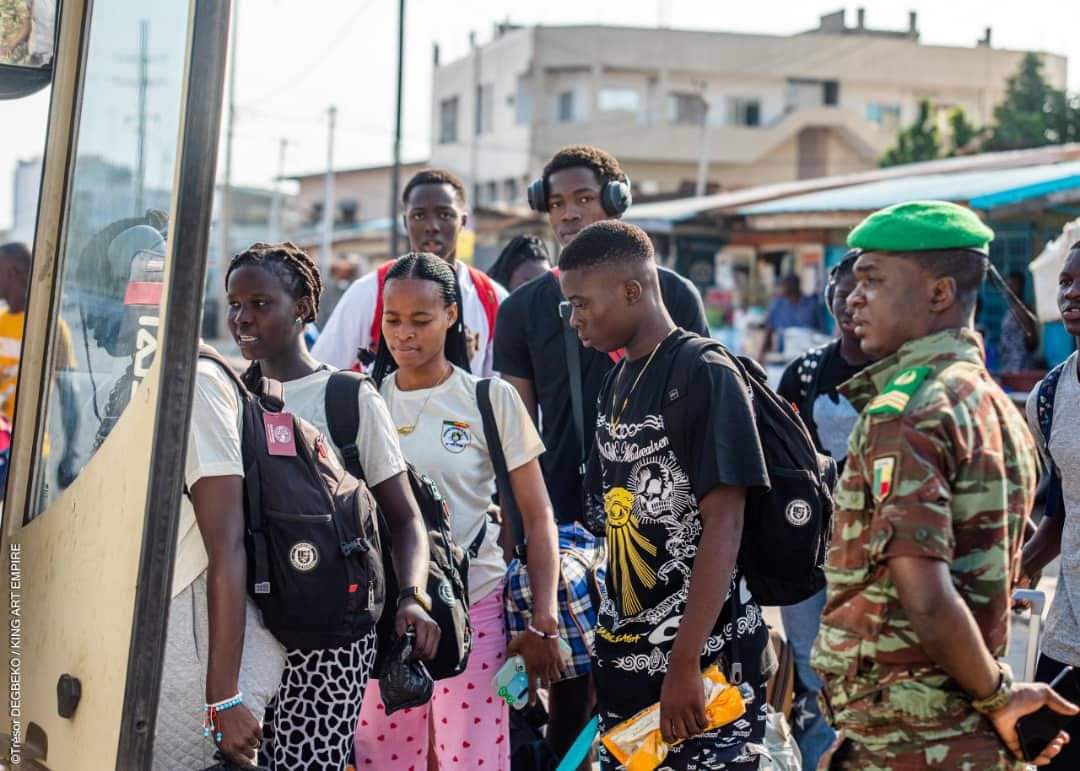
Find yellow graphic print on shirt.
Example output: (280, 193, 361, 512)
(604, 485, 657, 616)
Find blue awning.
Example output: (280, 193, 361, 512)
(738, 161, 1080, 216)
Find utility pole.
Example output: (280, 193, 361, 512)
(320, 105, 338, 320)
(116, 20, 163, 214)
(468, 30, 480, 210)
(694, 84, 712, 198)
(389, 0, 406, 257)
(218, 0, 239, 338)
(134, 20, 150, 212)
(269, 138, 288, 242)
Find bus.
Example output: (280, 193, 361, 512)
(1, 0, 230, 767)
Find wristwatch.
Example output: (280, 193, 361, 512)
(972, 664, 1013, 715)
(397, 586, 432, 613)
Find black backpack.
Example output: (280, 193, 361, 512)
(661, 335, 835, 606)
(196, 347, 385, 650)
(324, 371, 491, 680)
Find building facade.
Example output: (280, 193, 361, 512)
(429, 12, 1068, 206)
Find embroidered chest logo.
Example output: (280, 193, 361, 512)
(289, 541, 319, 572)
(604, 486, 657, 616)
(785, 499, 813, 526)
(441, 420, 471, 453)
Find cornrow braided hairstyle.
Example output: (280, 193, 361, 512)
(226, 241, 324, 390)
(371, 252, 471, 388)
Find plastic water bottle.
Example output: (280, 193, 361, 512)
(492, 638, 572, 709)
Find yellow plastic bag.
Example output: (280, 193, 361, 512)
(601, 665, 748, 771)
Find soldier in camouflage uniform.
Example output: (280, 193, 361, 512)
(811, 200, 1078, 769)
(0, 0, 31, 64)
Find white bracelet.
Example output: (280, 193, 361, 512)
(528, 623, 559, 640)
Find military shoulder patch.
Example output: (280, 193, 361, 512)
(866, 366, 932, 417)
(872, 455, 897, 502)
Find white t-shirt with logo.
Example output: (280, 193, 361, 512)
(312, 260, 508, 376)
(380, 366, 544, 602)
(173, 359, 245, 598)
(280, 367, 407, 486)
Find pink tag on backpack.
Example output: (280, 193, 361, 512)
(263, 412, 297, 457)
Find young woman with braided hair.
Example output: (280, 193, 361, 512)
(224, 242, 439, 769)
(356, 253, 562, 770)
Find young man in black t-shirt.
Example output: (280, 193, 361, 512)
(560, 220, 770, 770)
(774, 251, 872, 770)
(494, 146, 708, 757)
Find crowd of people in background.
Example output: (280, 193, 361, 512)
(3, 141, 1080, 771)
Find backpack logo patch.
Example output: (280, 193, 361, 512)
(438, 579, 456, 607)
(785, 499, 813, 527)
(441, 421, 471, 454)
(289, 541, 320, 572)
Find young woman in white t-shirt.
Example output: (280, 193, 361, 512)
(355, 253, 563, 770)
(225, 242, 440, 769)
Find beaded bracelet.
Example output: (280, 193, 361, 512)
(527, 623, 559, 640)
(203, 693, 244, 744)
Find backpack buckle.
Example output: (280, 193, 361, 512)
(341, 443, 360, 462)
(730, 661, 743, 685)
(254, 581, 271, 595)
(341, 538, 370, 557)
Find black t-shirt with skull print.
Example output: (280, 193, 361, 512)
(586, 330, 771, 766)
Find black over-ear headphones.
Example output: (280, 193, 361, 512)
(527, 173, 633, 217)
(825, 249, 862, 306)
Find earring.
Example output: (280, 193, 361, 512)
(295, 317, 302, 326)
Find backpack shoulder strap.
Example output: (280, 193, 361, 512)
(468, 266, 500, 337)
(1037, 360, 1068, 521)
(326, 370, 367, 481)
(368, 261, 396, 351)
(1036, 361, 1066, 451)
(197, 344, 248, 395)
(799, 342, 833, 406)
(662, 335, 727, 471)
(476, 378, 520, 549)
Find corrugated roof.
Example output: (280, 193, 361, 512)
(737, 161, 1080, 215)
(624, 144, 1080, 228)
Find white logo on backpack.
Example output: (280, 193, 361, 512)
(785, 499, 812, 527)
(289, 541, 320, 572)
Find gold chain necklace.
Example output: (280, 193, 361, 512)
(395, 365, 454, 435)
(610, 329, 675, 430)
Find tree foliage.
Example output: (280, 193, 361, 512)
(880, 100, 940, 167)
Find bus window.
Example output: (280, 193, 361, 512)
(28, 0, 190, 519)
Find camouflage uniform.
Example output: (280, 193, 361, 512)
(811, 328, 1038, 770)
(0, 0, 31, 64)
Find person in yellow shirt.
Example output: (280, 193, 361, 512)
(0, 242, 80, 489)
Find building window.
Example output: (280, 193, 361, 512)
(728, 97, 761, 127)
(503, 178, 518, 202)
(557, 90, 576, 123)
(669, 92, 707, 126)
(598, 87, 640, 114)
(475, 82, 494, 136)
(473, 182, 482, 206)
(439, 96, 459, 144)
(486, 181, 498, 203)
(866, 102, 901, 131)
(515, 77, 532, 125)
(786, 78, 840, 110)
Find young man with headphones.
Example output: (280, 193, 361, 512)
(494, 146, 708, 764)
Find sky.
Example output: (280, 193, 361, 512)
(2, 0, 1079, 231)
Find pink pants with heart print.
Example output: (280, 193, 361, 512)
(354, 585, 510, 770)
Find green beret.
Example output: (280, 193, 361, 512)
(847, 200, 994, 253)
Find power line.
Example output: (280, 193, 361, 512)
(237, 0, 380, 108)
